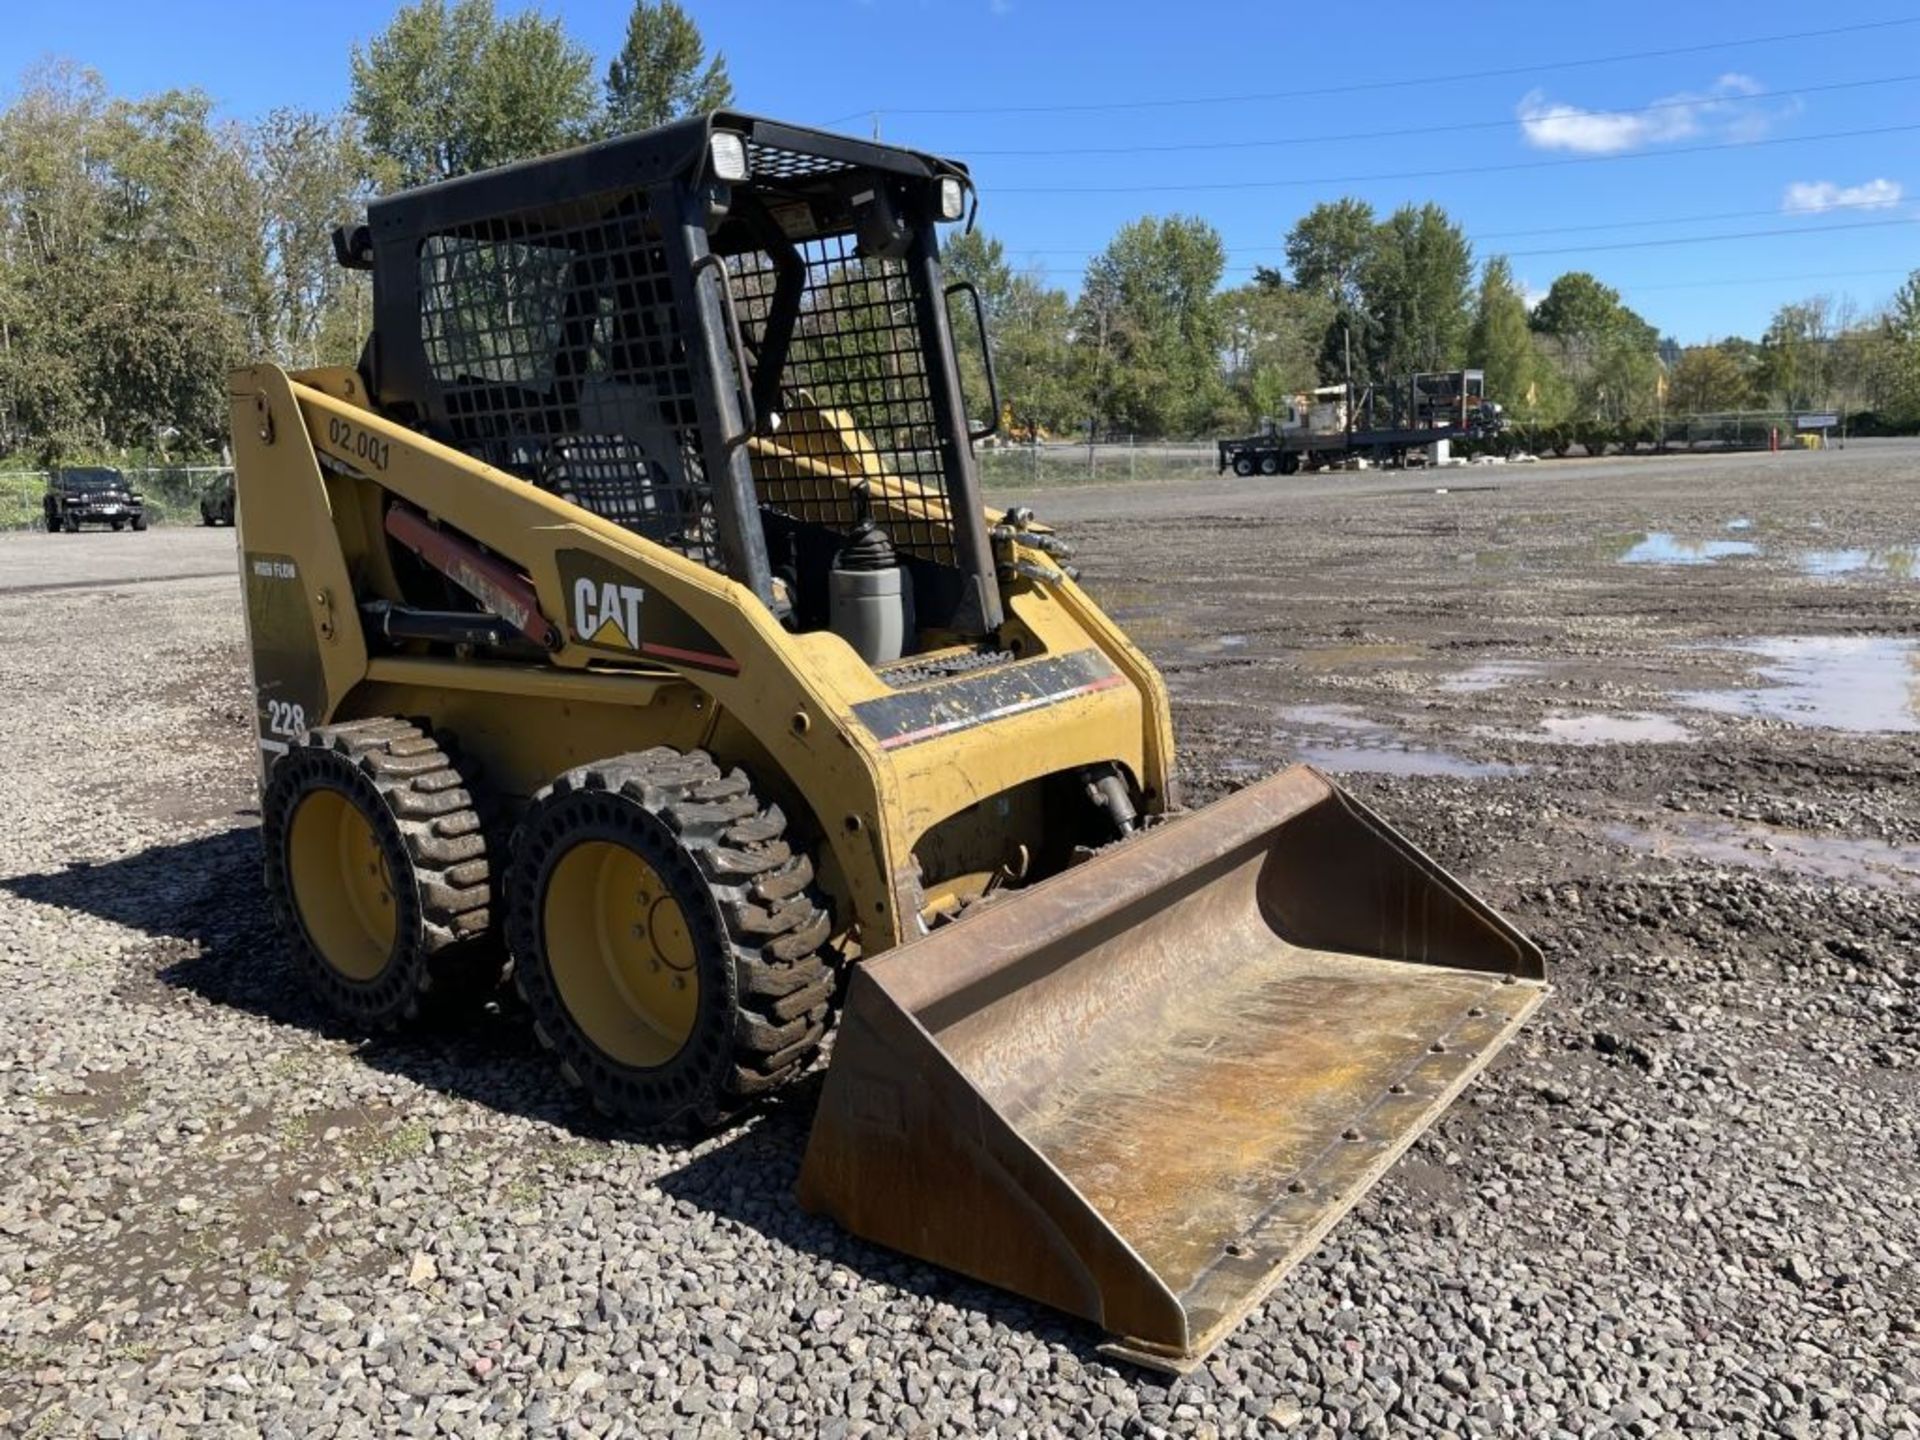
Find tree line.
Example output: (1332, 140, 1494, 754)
(951, 200, 1920, 447)
(0, 0, 730, 463)
(2, 0, 1917, 466)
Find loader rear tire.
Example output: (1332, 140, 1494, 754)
(262, 718, 496, 1029)
(505, 748, 835, 1130)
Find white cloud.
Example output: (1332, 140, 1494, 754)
(1516, 73, 1775, 155)
(1781, 178, 1904, 214)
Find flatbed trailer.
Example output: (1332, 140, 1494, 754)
(1219, 369, 1505, 476)
(1218, 422, 1480, 475)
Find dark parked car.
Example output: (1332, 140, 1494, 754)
(43, 467, 146, 532)
(199, 470, 235, 527)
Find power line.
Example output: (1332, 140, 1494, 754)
(1502, 217, 1916, 259)
(988, 121, 1920, 194)
(943, 73, 1918, 157)
(1478, 199, 1912, 242)
(1616, 266, 1914, 294)
(831, 15, 1920, 118)
(995, 197, 1916, 258)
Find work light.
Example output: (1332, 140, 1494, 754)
(709, 132, 749, 183)
(937, 176, 965, 221)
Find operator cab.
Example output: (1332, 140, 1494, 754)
(341, 112, 1001, 666)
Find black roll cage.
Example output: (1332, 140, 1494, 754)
(352, 111, 1003, 636)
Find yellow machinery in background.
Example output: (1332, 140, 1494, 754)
(231, 112, 1545, 1370)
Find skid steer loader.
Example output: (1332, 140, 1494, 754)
(229, 112, 1545, 1371)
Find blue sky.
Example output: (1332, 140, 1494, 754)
(7, 0, 1918, 342)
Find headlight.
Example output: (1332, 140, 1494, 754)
(709, 132, 749, 183)
(937, 175, 966, 221)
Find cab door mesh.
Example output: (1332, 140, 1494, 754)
(728, 235, 960, 569)
(413, 197, 721, 570)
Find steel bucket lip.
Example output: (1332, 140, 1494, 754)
(800, 762, 1549, 1371)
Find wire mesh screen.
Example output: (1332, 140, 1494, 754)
(729, 234, 959, 568)
(415, 201, 720, 568)
(745, 142, 854, 183)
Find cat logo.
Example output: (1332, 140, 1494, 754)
(556, 548, 739, 674)
(573, 577, 646, 650)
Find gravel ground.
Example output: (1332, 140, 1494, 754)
(2, 447, 1917, 1437)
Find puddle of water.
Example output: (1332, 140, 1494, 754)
(1279, 703, 1524, 779)
(1537, 712, 1693, 745)
(1440, 659, 1548, 693)
(1606, 817, 1920, 890)
(1799, 547, 1917, 579)
(1619, 533, 1760, 565)
(1204, 633, 1249, 653)
(1726, 517, 1753, 531)
(1682, 637, 1920, 733)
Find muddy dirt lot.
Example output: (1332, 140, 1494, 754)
(1, 444, 1916, 1436)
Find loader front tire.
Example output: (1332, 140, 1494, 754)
(262, 718, 495, 1029)
(505, 749, 834, 1130)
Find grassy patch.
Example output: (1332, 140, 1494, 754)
(355, 1118, 432, 1168)
(0, 471, 44, 529)
(504, 1176, 542, 1208)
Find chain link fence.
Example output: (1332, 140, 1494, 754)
(0, 464, 228, 530)
(977, 439, 1218, 493)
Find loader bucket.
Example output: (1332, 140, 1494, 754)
(796, 764, 1546, 1371)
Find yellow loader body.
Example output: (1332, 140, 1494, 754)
(233, 364, 1170, 950)
(230, 110, 1543, 1371)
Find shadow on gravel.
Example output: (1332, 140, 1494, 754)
(652, 1095, 1115, 1367)
(3, 825, 1115, 1363)
(2, 824, 599, 1135)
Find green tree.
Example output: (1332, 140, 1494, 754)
(1358, 203, 1472, 381)
(1529, 271, 1657, 353)
(602, 0, 733, 136)
(1669, 343, 1757, 413)
(1589, 335, 1662, 427)
(993, 279, 1080, 439)
(1467, 257, 1535, 408)
(1529, 271, 1660, 425)
(1757, 297, 1835, 411)
(1880, 270, 1920, 420)
(251, 110, 378, 368)
(349, 0, 597, 187)
(942, 230, 1014, 425)
(0, 63, 256, 458)
(1274, 199, 1376, 383)
(1219, 283, 1330, 428)
(1282, 198, 1374, 309)
(1074, 215, 1226, 436)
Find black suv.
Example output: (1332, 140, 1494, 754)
(44, 467, 147, 532)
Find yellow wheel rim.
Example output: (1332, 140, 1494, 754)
(287, 787, 398, 981)
(542, 840, 700, 1069)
